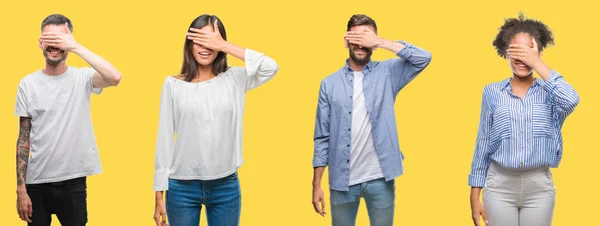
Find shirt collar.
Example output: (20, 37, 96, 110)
(501, 77, 543, 91)
(344, 58, 375, 74)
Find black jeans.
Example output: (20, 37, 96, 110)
(26, 177, 87, 226)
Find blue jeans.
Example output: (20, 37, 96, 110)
(330, 178, 395, 226)
(166, 172, 241, 226)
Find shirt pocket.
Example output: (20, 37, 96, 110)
(490, 105, 511, 143)
(531, 104, 554, 138)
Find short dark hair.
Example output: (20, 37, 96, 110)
(41, 14, 73, 32)
(347, 14, 377, 33)
(492, 12, 554, 58)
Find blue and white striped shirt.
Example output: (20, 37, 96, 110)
(313, 41, 432, 191)
(468, 71, 579, 187)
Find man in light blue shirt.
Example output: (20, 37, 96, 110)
(311, 14, 432, 226)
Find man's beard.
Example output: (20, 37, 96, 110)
(43, 52, 66, 65)
(349, 47, 372, 65)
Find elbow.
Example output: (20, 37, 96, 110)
(109, 72, 123, 86)
(567, 92, 580, 110)
(423, 51, 433, 66)
(264, 57, 279, 77)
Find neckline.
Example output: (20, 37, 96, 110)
(39, 66, 72, 79)
(168, 73, 226, 86)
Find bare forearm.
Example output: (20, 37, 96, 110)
(532, 59, 552, 81)
(470, 187, 482, 200)
(378, 38, 406, 54)
(155, 191, 165, 202)
(73, 44, 122, 86)
(220, 42, 246, 61)
(313, 167, 326, 187)
(16, 117, 31, 190)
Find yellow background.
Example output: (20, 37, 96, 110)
(1, 0, 598, 225)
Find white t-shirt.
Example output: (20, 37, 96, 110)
(153, 49, 279, 191)
(14, 66, 103, 184)
(349, 71, 384, 186)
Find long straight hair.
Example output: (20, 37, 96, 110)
(180, 14, 228, 82)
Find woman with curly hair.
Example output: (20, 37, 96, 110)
(468, 13, 579, 226)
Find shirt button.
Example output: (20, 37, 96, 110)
(520, 130, 524, 134)
(346, 160, 350, 163)
(347, 144, 350, 147)
(349, 111, 351, 114)
(521, 146, 524, 149)
(520, 162, 524, 166)
(520, 114, 524, 117)
(348, 129, 351, 131)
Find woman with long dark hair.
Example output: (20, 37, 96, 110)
(469, 13, 579, 226)
(152, 14, 278, 226)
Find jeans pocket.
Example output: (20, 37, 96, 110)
(226, 172, 238, 181)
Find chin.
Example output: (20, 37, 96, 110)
(513, 70, 533, 77)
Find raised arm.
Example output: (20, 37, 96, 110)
(507, 38, 579, 120)
(39, 22, 122, 88)
(187, 20, 279, 91)
(344, 28, 432, 94)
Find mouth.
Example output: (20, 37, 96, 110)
(514, 61, 529, 70)
(198, 51, 212, 58)
(353, 48, 368, 55)
(46, 47, 64, 55)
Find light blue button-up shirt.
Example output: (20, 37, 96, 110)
(468, 71, 580, 187)
(313, 41, 432, 191)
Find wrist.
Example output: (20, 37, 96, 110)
(531, 59, 545, 71)
(376, 38, 386, 48)
(155, 191, 165, 201)
(217, 41, 230, 52)
(71, 43, 85, 54)
(312, 182, 321, 188)
(16, 186, 27, 195)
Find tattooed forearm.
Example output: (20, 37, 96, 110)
(16, 117, 31, 187)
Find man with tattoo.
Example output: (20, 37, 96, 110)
(15, 14, 122, 226)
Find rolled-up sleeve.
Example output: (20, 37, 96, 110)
(388, 40, 432, 94)
(469, 87, 493, 187)
(236, 49, 279, 91)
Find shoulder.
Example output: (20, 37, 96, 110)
(18, 71, 39, 85)
(321, 67, 345, 86)
(222, 66, 246, 77)
(483, 79, 508, 95)
(170, 74, 186, 81)
(18, 70, 45, 88)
